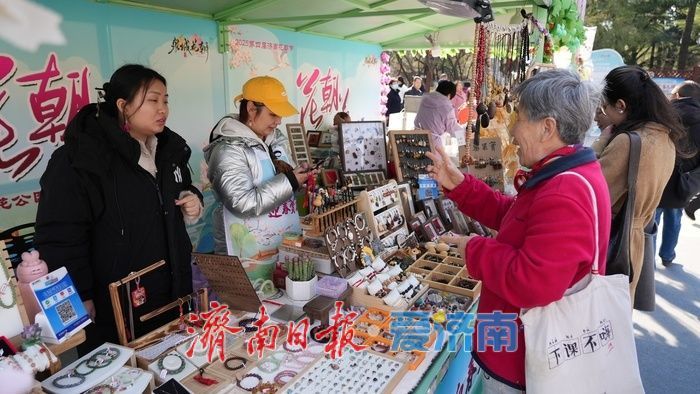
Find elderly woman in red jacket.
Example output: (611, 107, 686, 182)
(427, 69, 611, 392)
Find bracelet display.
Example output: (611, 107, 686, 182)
(224, 356, 247, 371)
(52, 370, 87, 389)
(236, 373, 263, 392)
(273, 370, 297, 386)
(157, 353, 187, 375)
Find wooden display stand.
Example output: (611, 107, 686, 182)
(108, 260, 209, 375)
(357, 180, 409, 248)
(300, 198, 358, 237)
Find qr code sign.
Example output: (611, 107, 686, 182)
(55, 299, 77, 324)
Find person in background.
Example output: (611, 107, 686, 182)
(405, 76, 424, 96)
(655, 81, 700, 265)
(593, 65, 686, 305)
(35, 64, 203, 354)
(438, 73, 449, 82)
(333, 111, 351, 126)
(205, 76, 315, 271)
(451, 80, 467, 117)
(397, 76, 410, 103)
(429, 69, 609, 392)
(414, 80, 463, 146)
(386, 78, 403, 122)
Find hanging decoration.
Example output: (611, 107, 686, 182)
(379, 51, 391, 116)
(547, 0, 585, 54)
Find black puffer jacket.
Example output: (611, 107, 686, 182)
(659, 98, 700, 208)
(35, 103, 201, 343)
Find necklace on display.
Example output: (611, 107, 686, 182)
(0, 262, 17, 309)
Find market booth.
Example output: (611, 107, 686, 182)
(0, 0, 557, 392)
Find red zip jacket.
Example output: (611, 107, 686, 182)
(445, 159, 611, 390)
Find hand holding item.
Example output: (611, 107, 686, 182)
(438, 233, 477, 262)
(175, 193, 202, 218)
(294, 164, 317, 185)
(426, 144, 465, 191)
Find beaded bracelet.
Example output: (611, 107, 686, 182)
(252, 382, 281, 394)
(52, 370, 87, 389)
(84, 383, 115, 394)
(273, 370, 297, 385)
(73, 358, 97, 376)
(157, 353, 186, 375)
(224, 356, 247, 371)
(310, 326, 330, 344)
(236, 372, 263, 392)
(256, 359, 280, 374)
(238, 318, 259, 332)
(282, 342, 302, 353)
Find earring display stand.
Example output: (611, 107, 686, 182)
(357, 180, 409, 249)
(467, 136, 504, 191)
(191, 253, 262, 314)
(286, 123, 312, 166)
(323, 213, 372, 278)
(388, 130, 434, 189)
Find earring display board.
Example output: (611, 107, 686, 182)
(343, 170, 386, 189)
(388, 130, 434, 189)
(339, 121, 387, 174)
(280, 349, 408, 394)
(192, 253, 262, 314)
(286, 123, 312, 166)
(467, 136, 504, 191)
(357, 180, 409, 249)
(0, 242, 28, 339)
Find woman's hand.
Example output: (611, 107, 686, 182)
(175, 193, 202, 218)
(293, 163, 317, 186)
(439, 233, 477, 261)
(426, 144, 465, 191)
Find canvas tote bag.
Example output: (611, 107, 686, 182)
(520, 171, 644, 394)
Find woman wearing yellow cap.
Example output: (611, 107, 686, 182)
(204, 76, 314, 279)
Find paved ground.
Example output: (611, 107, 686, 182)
(635, 213, 700, 393)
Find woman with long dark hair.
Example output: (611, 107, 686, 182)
(35, 64, 203, 353)
(594, 65, 687, 306)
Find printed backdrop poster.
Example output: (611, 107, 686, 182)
(0, 0, 225, 239)
(0, 0, 382, 258)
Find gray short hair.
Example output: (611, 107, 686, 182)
(513, 69, 601, 144)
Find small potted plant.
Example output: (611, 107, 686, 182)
(285, 256, 317, 301)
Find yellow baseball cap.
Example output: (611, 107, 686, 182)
(234, 76, 298, 117)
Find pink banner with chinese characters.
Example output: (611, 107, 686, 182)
(225, 25, 382, 132)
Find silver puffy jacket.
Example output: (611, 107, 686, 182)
(203, 115, 296, 254)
